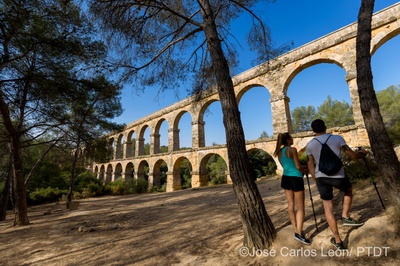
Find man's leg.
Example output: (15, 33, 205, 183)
(342, 188, 353, 219)
(341, 187, 363, 226)
(323, 199, 342, 244)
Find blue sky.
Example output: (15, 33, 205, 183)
(113, 0, 400, 147)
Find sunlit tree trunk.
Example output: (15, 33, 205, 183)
(356, 0, 400, 208)
(199, 0, 276, 248)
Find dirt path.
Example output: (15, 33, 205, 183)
(0, 177, 398, 266)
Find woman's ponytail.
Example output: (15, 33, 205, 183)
(273, 132, 291, 157)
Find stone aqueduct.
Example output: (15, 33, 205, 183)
(91, 3, 400, 192)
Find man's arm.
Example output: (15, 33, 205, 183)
(341, 145, 368, 160)
(307, 154, 316, 182)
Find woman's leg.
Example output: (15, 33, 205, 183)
(284, 189, 297, 233)
(294, 190, 305, 235)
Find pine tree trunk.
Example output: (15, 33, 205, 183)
(199, 0, 276, 248)
(66, 139, 81, 210)
(12, 140, 30, 225)
(356, 0, 400, 208)
(0, 91, 30, 225)
(0, 159, 11, 221)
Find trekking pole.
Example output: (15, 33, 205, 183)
(358, 147, 385, 210)
(305, 173, 318, 231)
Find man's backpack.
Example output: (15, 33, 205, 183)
(314, 135, 343, 175)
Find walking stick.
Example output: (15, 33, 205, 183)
(358, 148, 386, 210)
(305, 173, 318, 231)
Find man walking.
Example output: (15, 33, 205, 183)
(306, 119, 368, 250)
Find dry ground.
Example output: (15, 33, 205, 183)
(1, 176, 399, 266)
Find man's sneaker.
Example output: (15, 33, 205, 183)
(342, 216, 364, 226)
(330, 237, 347, 250)
(294, 233, 311, 245)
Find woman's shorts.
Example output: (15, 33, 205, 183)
(281, 175, 305, 191)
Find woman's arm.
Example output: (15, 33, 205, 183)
(290, 147, 307, 174)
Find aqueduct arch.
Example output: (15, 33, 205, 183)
(91, 3, 400, 191)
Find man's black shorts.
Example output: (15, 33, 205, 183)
(281, 175, 305, 191)
(316, 176, 352, 200)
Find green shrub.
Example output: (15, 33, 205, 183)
(73, 191, 82, 199)
(299, 153, 308, 166)
(181, 170, 192, 189)
(82, 188, 96, 198)
(248, 149, 277, 180)
(104, 177, 149, 194)
(74, 171, 103, 193)
(84, 181, 104, 196)
(125, 178, 136, 194)
(107, 177, 128, 195)
(28, 187, 68, 205)
(135, 178, 149, 193)
(150, 185, 166, 192)
(149, 185, 159, 192)
(103, 184, 112, 195)
(209, 175, 227, 185)
(60, 194, 67, 202)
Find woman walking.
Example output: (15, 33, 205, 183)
(274, 132, 311, 245)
